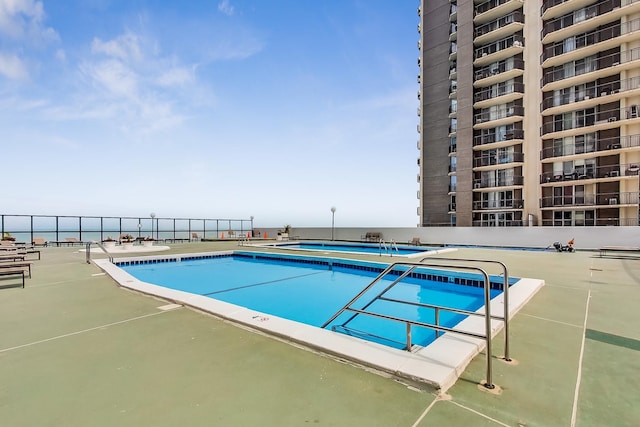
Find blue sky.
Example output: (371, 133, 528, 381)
(0, 0, 420, 228)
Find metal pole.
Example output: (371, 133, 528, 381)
(481, 269, 494, 389)
(331, 207, 336, 240)
(405, 323, 412, 351)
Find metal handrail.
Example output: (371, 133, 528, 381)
(378, 239, 399, 257)
(417, 256, 511, 361)
(85, 241, 113, 264)
(321, 260, 497, 389)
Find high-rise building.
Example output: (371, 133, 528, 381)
(417, 0, 640, 227)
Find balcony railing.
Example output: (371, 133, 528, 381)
(473, 175, 524, 189)
(474, 129, 524, 146)
(541, 0, 570, 15)
(541, 76, 640, 111)
(540, 133, 640, 159)
(475, 10, 524, 39)
(475, 104, 525, 124)
(475, 34, 524, 60)
(541, 105, 640, 136)
(540, 162, 640, 183)
(477, 0, 516, 15)
(475, 81, 525, 103)
(542, 19, 640, 62)
(539, 217, 639, 226)
(542, 47, 640, 87)
(473, 198, 524, 210)
(471, 219, 528, 227)
(542, 0, 612, 38)
(474, 152, 524, 167)
(0, 214, 254, 244)
(540, 191, 639, 208)
(475, 58, 524, 81)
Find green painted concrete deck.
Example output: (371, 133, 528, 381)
(0, 242, 638, 426)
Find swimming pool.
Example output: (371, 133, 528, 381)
(253, 241, 457, 257)
(96, 251, 544, 391)
(119, 253, 503, 349)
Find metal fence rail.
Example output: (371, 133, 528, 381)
(1, 214, 254, 244)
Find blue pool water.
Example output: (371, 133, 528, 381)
(265, 241, 436, 255)
(121, 253, 504, 349)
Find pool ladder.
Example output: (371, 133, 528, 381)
(85, 241, 114, 264)
(378, 239, 399, 256)
(321, 257, 512, 391)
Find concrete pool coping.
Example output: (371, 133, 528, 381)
(93, 251, 544, 392)
(247, 240, 460, 258)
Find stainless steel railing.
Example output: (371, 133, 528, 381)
(322, 259, 508, 390)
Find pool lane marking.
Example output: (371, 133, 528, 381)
(201, 271, 327, 296)
(571, 289, 591, 427)
(0, 311, 170, 354)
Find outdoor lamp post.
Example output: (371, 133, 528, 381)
(150, 212, 156, 240)
(331, 206, 336, 241)
(250, 216, 254, 237)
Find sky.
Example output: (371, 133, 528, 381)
(0, 0, 420, 228)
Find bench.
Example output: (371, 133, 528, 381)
(50, 238, 84, 247)
(599, 246, 640, 258)
(0, 268, 26, 288)
(163, 238, 191, 243)
(362, 232, 382, 242)
(0, 261, 32, 278)
(0, 253, 27, 262)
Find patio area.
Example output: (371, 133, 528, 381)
(0, 241, 637, 426)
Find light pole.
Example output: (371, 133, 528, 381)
(331, 206, 336, 241)
(250, 216, 254, 237)
(150, 212, 156, 240)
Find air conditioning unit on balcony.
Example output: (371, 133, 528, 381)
(609, 117, 617, 122)
(609, 198, 618, 205)
(610, 170, 620, 177)
(474, 182, 481, 189)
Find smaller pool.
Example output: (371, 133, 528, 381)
(254, 241, 456, 257)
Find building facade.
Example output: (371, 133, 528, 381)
(417, 0, 640, 227)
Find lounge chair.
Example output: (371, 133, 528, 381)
(191, 232, 200, 242)
(32, 238, 48, 247)
(410, 237, 422, 246)
(65, 237, 83, 246)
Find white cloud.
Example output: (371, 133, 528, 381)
(91, 32, 143, 62)
(155, 66, 194, 87)
(0, 0, 58, 43)
(0, 52, 28, 79)
(82, 59, 138, 99)
(55, 48, 65, 62)
(218, 0, 234, 16)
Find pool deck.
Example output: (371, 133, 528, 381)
(0, 241, 638, 426)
